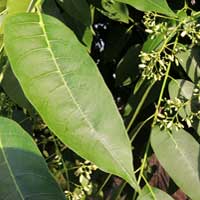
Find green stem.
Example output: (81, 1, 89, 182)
(127, 80, 155, 132)
(152, 63, 172, 126)
(130, 115, 154, 143)
(153, 32, 180, 126)
(141, 174, 157, 200)
(132, 139, 151, 200)
(113, 182, 127, 200)
(27, 0, 36, 12)
(96, 174, 112, 196)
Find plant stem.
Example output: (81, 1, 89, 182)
(27, 0, 36, 12)
(96, 174, 112, 196)
(127, 80, 155, 132)
(141, 174, 157, 200)
(130, 115, 154, 143)
(153, 33, 180, 126)
(132, 139, 151, 200)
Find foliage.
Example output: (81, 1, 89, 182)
(0, 0, 199, 199)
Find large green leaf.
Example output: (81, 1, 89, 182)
(4, 13, 138, 190)
(115, 0, 176, 17)
(0, 117, 65, 199)
(137, 186, 173, 200)
(7, 0, 32, 14)
(168, 79, 200, 135)
(151, 126, 200, 200)
(176, 47, 200, 83)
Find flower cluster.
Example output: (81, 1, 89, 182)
(157, 83, 200, 130)
(143, 12, 170, 39)
(139, 51, 169, 80)
(180, 16, 200, 45)
(65, 160, 97, 200)
(138, 48, 180, 81)
(157, 97, 184, 130)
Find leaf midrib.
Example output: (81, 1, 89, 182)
(157, 132, 199, 186)
(37, 12, 134, 184)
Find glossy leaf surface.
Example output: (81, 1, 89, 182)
(168, 79, 200, 134)
(115, 0, 175, 16)
(4, 13, 137, 189)
(151, 126, 200, 200)
(142, 33, 165, 53)
(137, 186, 173, 200)
(0, 117, 65, 199)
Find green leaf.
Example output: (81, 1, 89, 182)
(0, 117, 65, 199)
(56, 0, 91, 26)
(137, 186, 173, 200)
(168, 79, 200, 134)
(115, 44, 141, 86)
(151, 126, 200, 200)
(4, 13, 138, 190)
(115, 0, 176, 17)
(142, 28, 176, 53)
(176, 47, 200, 83)
(142, 33, 165, 53)
(98, 0, 129, 23)
(1, 64, 34, 115)
(7, 0, 32, 14)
